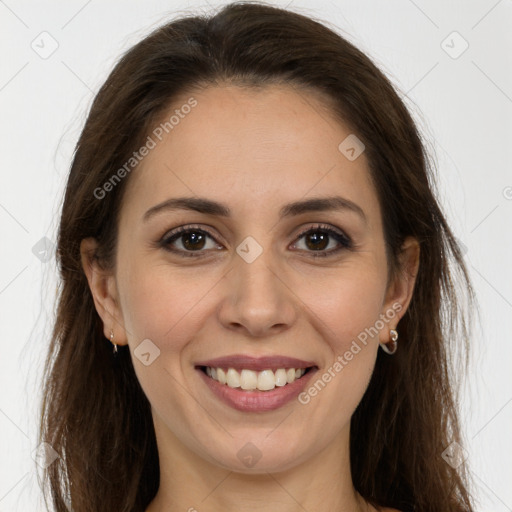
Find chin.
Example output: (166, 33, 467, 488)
(211, 450, 307, 475)
(197, 432, 313, 474)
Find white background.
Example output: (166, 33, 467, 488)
(0, 0, 511, 510)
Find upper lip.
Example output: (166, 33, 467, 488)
(195, 354, 318, 371)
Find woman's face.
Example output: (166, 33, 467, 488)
(85, 84, 418, 473)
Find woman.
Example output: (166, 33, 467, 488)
(38, 2, 476, 511)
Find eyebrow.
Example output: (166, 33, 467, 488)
(143, 195, 367, 224)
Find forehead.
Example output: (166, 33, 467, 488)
(121, 84, 379, 226)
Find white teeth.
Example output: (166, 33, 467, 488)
(257, 370, 276, 391)
(217, 367, 227, 385)
(205, 366, 308, 391)
(240, 369, 258, 390)
(274, 368, 288, 387)
(226, 368, 241, 388)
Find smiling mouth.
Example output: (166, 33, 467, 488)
(198, 365, 316, 392)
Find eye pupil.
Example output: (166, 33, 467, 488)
(183, 232, 206, 250)
(305, 232, 328, 251)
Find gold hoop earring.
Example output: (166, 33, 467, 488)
(380, 328, 398, 355)
(110, 329, 118, 355)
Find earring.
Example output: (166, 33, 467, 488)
(380, 328, 398, 355)
(110, 329, 118, 355)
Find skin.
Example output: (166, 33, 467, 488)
(81, 84, 419, 512)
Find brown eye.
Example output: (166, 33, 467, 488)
(303, 231, 330, 251)
(292, 224, 352, 257)
(180, 231, 207, 250)
(160, 226, 222, 257)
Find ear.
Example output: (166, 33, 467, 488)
(379, 236, 420, 344)
(80, 237, 128, 345)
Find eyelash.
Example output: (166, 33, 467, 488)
(158, 223, 353, 259)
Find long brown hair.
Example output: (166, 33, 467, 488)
(38, 2, 476, 511)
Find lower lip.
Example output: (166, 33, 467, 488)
(196, 367, 318, 412)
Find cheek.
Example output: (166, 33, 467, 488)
(116, 261, 213, 418)
(294, 265, 384, 405)
(112, 227, 219, 427)
(298, 264, 387, 349)
(295, 274, 381, 437)
(117, 258, 222, 355)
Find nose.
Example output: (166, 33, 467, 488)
(217, 247, 298, 338)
